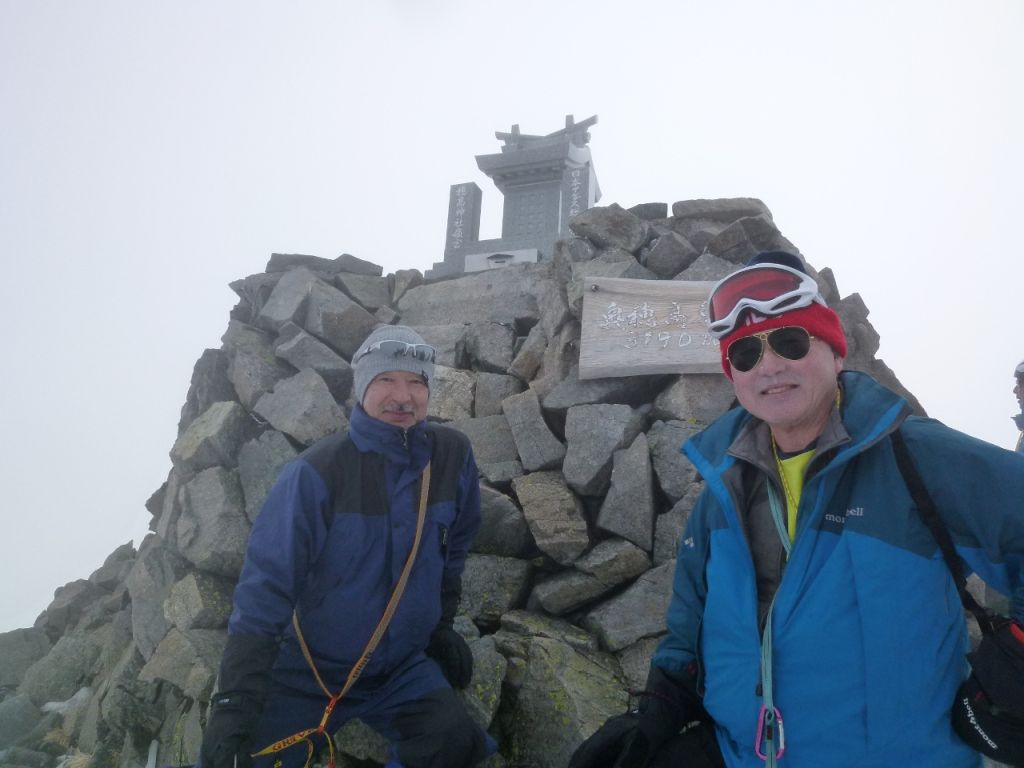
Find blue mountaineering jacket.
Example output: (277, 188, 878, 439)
(653, 370, 1024, 767)
(228, 404, 481, 694)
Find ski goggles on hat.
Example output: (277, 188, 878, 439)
(354, 340, 436, 363)
(727, 326, 814, 373)
(707, 264, 825, 339)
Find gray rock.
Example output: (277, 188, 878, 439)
(552, 236, 598, 286)
(177, 348, 237, 435)
(427, 365, 475, 422)
(511, 471, 588, 565)
(672, 251, 735, 283)
(628, 202, 669, 220)
(34, 579, 104, 640)
(449, 415, 519, 475)
(265, 252, 382, 276)
(502, 390, 565, 472)
(459, 554, 533, 625)
(576, 538, 652, 586)
(255, 266, 319, 332)
(704, 214, 796, 265)
(221, 320, 295, 410)
(474, 372, 524, 417)
(647, 420, 701, 503)
(335, 718, 390, 764)
(496, 609, 600, 655)
(566, 250, 656, 318)
(642, 231, 700, 279)
(617, 636, 662, 692)
(531, 320, 582, 399)
(398, 263, 544, 327)
(176, 467, 250, 578)
(473, 486, 534, 558)
(583, 561, 676, 652)
(508, 323, 546, 383)
(506, 636, 627, 768)
(163, 572, 234, 631)
(274, 324, 353, 402)
(334, 272, 392, 312)
(124, 536, 192, 660)
(530, 570, 607, 615)
(374, 304, 400, 325)
(459, 635, 508, 730)
(170, 401, 259, 474)
(597, 434, 656, 551)
(652, 373, 736, 425)
(0, 629, 50, 689)
(568, 203, 650, 254)
(563, 404, 646, 496)
(229, 271, 283, 320)
(406, 324, 468, 368)
(463, 322, 516, 374)
(18, 632, 102, 706)
(99, 645, 161, 734)
(654, 484, 702, 565)
(390, 268, 423, 303)
(542, 365, 664, 413)
(303, 281, 379, 359)
(87, 542, 135, 591)
(671, 197, 772, 223)
(535, 278, 573, 341)
(0, 695, 42, 749)
(138, 627, 226, 701)
(236, 430, 299, 523)
(253, 368, 347, 446)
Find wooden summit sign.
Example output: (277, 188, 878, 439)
(579, 277, 721, 380)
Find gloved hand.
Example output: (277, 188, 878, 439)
(426, 625, 473, 688)
(199, 633, 279, 768)
(199, 691, 262, 768)
(569, 664, 709, 768)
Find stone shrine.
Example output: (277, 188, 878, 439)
(426, 114, 601, 279)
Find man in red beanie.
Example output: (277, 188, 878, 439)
(570, 251, 1024, 767)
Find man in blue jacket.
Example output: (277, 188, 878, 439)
(198, 325, 489, 768)
(571, 252, 1024, 767)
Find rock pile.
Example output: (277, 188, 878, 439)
(0, 199, 937, 768)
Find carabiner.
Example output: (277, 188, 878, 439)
(754, 704, 786, 760)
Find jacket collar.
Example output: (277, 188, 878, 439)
(349, 404, 432, 468)
(688, 370, 910, 469)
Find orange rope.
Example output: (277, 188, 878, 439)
(251, 463, 432, 767)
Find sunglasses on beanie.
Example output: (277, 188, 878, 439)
(354, 340, 437, 363)
(707, 264, 825, 338)
(726, 326, 814, 373)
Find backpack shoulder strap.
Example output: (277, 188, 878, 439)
(890, 428, 995, 634)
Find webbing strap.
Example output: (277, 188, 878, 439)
(890, 430, 994, 635)
(252, 461, 434, 766)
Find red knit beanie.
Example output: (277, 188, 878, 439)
(719, 303, 848, 379)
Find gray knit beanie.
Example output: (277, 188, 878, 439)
(352, 325, 435, 405)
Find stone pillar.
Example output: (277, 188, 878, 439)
(443, 182, 482, 269)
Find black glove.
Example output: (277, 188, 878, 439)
(426, 625, 473, 689)
(200, 634, 279, 768)
(200, 691, 262, 768)
(425, 575, 473, 688)
(569, 664, 708, 768)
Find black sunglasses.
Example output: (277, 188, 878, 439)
(727, 326, 814, 373)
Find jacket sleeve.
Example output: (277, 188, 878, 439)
(228, 458, 332, 637)
(651, 486, 713, 676)
(900, 417, 1024, 622)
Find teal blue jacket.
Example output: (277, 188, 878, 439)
(654, 371, 1024, 767)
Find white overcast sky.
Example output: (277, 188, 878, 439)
(2, 1, 1022, 633)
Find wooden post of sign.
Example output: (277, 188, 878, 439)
(579, 277, 722, 380)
